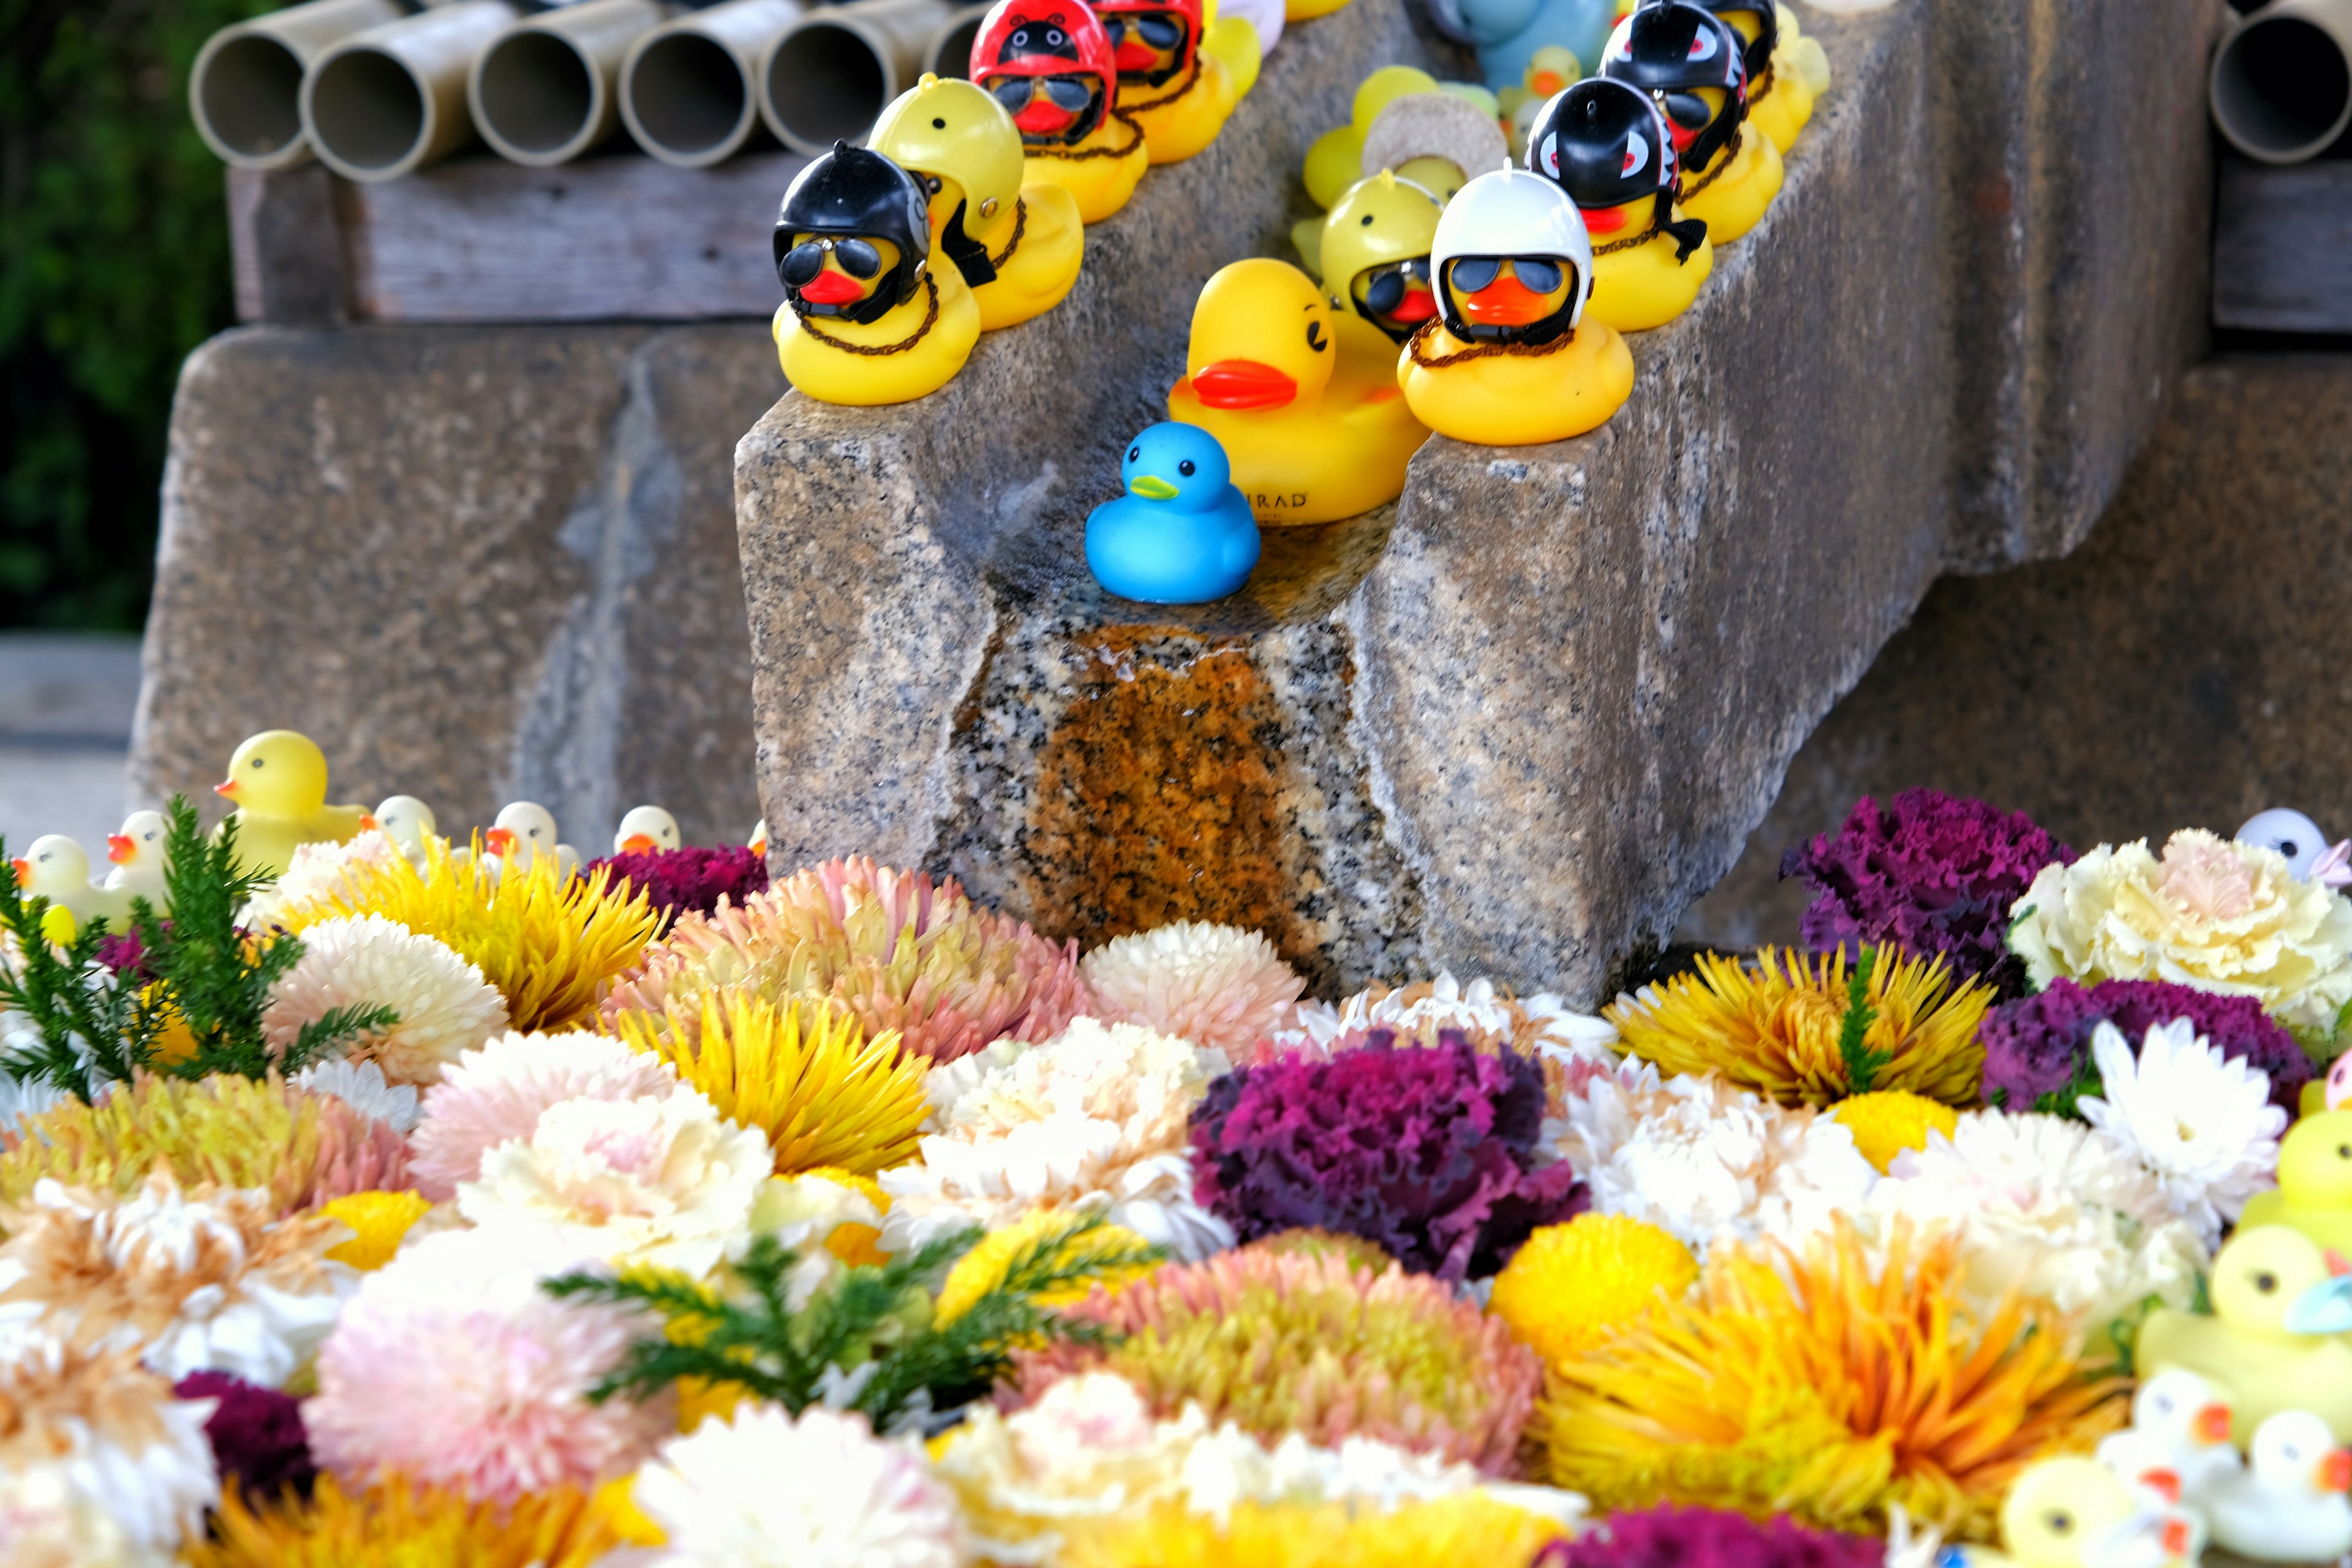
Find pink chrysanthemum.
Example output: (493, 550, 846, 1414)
(1079, 922, 1306, 1057)
(602, 857, 1089, 1064)
(407, 1031, 681, 1201)
(303, 1227, 673, 1504)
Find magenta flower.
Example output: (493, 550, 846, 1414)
(584, 845, 771, 929)
(1980, 976, 2313, 1115)
(176, 1371, 316, 1502)
(1188, 1030, 1585, 1280)
(1779, 789, 2073, 997)
(1544, 1506, 1886, 1567)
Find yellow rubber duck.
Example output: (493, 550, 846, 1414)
(8, 835, 130, 943)
(1694, 0, 1814, 152)
(771, 144, 981, 406)
(1525, 78, 1713, 332)
(1600, 2, 1782, 245)
(1099, 0, 1235, 164)
(1316, 170, 1444, 341)
(1286, 0, 1351, 21)
(1397, 169, 1634, 447)
(1303, 66, 1440, 208)
(2240, 1109, 2352, 1256)
(1496, 45, 1583, 125)
(2137, 1224, 2352, 1446)
(1199, 0, 1262, 96)
(870, 74, 1084, 332)
(1975, 1457, 2204, 1568)
(213, 729, 369, 879)
(1167, 257, 1430, 525)
(972, 1, 1151, 223)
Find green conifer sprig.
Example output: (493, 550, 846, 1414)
(1836, 944, 1894, 1096)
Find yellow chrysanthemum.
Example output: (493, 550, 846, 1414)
(318, 1189, 434, 1270)
(1604, 947, 1992, 1108)
(605, 990, 927, 1177)
(277, 835, 658, 1033)
(1488, 1213, 1697, 1367)
(183, 1472, 631, 1566)
(1833, 1089, 1961, 1173)
(1536, 1216, 2124, 1542)
(937, 1209, 1158, 1325)
(1062, 1495, 1571, 1568)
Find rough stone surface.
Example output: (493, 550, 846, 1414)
(132, 323, 773, 850)
(739, 0, 2217, 1000)
(1681, 356, 2352, 952)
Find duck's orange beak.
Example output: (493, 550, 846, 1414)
(107, 834, 135, 864)
(1582, 204, 1629, 233)
(2139, 1467, 2181, 1503)
(6, 858, 26, 884)
(483, 826, 517, 857)
(1529, 69, 1566, 94)
(2324, 1449, 2352, 1493)
(2195, 1402, 2233, 1444)
(1014, 97, 1079, 134)
(1461, 273, 1554, 326)
(215, 778, 241, 800)
(1387, 286, 1437, 324)
(797, 268, 866, 305)
(620, 833, 658, 854)
(358, 813, 379, 831)
(2161, 1518, 2192, 1558)
(2329, 1248, 2351, 1278)
(1112, 39, 1160, 70)
(1189, 359, 1298, 410)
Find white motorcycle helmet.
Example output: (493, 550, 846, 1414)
(1428, 167, 1596, 344)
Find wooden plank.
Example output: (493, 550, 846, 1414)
(2214, 156, 2352, 333)
(340, 150, 805, 322)
(227, 163, 353, 326)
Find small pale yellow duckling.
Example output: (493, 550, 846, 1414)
(614, 805, 682, 856)
(2239, 1109, 2352, 1257)
(1099, 0, 1235, 164)
(8, 835, 130, 941)
(2137, 1224, 2352, 1446)
(213, 729, 369, 879)
(971, 1, 1150, 223)
(102, 809, 172, 913)
(1167, 257, 1430, 525)
(870, 74, 1085, 333)
(1981, 1457, 2203, 1568)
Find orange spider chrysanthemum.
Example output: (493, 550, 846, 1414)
(1604, 947, 1992, 1108)
(183, 1472, 637, 1566)
(1536, 1216, 2123, 1543)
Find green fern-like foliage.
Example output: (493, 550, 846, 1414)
(545, 1215, 1163, 1432)
(1836, 944, 1893, 1095)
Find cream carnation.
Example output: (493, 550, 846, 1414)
(633, 1403, 968, 1568)
(0, 1339, 217, 1558)
(2009, 830, 2352, 1032)
(0, 1175, 355, 1389)
(1080, 922, 1306, 1057)
(409, 1030, 680, 1200)
(880, 1019, 1232, 1259)
(1554, 1063, 1877, 1255)
(2079, 1019, 2286, 1247)
(459, 1085, 772, 1276)
(262, 913, 508, 1085)
(1278, 971, 1620, 1065)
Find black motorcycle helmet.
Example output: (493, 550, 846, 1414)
(1640, 0, 1776, 89)
(1527, 78, 1676, 214)
(772, 142, 932, 327)
(1600, 2, 1748, 177)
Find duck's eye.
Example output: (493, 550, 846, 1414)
(2337, 1144, 2350, 1159)
(2285, 840, 2303, 857)
(1129, 446, 1140, 461)
(1360, 213, 1374, 226)
(252, 758, 265, 767)
(2256, 1271, 2280, 1294)
(1178, 459, 1195, 476)
(2045, 1512, 2073, 1536)
(932, 116, 947, 129)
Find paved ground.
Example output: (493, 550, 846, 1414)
(0, 633, 143, 859)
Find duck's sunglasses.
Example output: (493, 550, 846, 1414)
(1098, 13, 1186, 48)
(779, 236, 884, 288)
(1359, 258, 1431, 314)
(1658, 90, 1713, 127)
(1446, 256, 1566, 294)
(986, 74, 1097, 112)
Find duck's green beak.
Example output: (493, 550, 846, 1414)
(1129, 474, 1180, 500)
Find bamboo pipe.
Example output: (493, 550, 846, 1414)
(300, 0, 521, 181)
(190, 0, 411, 169)
(619, 0, 802, 167)
(2211, 0, 2352, 165)
(924, 2, 993, 78)
(470, 0, 671, 165)
(759, 0, 954, 154)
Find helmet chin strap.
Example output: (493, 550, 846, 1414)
(1672, 93, 1742, 182)
(939, 200, 999, 288)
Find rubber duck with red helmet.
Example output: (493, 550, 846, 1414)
(869, 73, 1085, 330)
(1167, 257, 1430, 524)
(1600, 1, 1780, 243)
(771, 142, 981, 405)
(1396, 168, 1634, 445)
(1631, 0, 1815, 152)
(1526, 77, 1711, 331)
(1089, 0, 1235, 164)
(970, 0, 1149, 222)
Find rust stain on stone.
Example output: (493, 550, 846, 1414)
(1025, 629, 1311, 963)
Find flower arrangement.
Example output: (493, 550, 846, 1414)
(586, 844, 771, 928)
(1978, 974, 2311, 1114)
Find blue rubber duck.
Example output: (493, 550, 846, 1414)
(1084, 422, 1262, 604)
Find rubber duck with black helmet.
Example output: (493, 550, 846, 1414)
(1637, 0, 1812, 151)
(1526, 78, 1711, 331)
(771, 142, 982, 405)
(1396, 167, 1634, 445)
(971, 0, 1148, 222)
(1600, 1, 1780, 243)
(1318, 170, 1446, 342)
(1088, 0, 1235, 164)
(869, 73, 1085, 330)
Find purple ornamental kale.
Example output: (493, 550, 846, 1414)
(584, 845, 771, 928)
(1779, 788, 2075, 998)
(175, 1371, 316, 1502)
(1188, 1029, 1586, 1280)
(1979, 976, 2313, 1116)
(1540, 1506, 1887, 1568)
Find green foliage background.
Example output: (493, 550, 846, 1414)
(1, 0, 270, 629)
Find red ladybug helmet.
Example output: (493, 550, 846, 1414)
(971, 1, 1118, 145)
(1085, 0, 1200, 87)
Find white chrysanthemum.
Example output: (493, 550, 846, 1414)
(1554, 1063, 1878, 1255)
(2009, 830, 2352, 1032)
(0, 1459, 165, 1567)
(1279, 971, 1620, 1065)
(0, 1175, 356, 1389)
(880, 1019, 1233, 1260)
(2079, 1019, 2288, 1247)
(262, 914, 508, 1085)
(0, 1070, 70, 1135)
(459, 1085, 772, 1276)
(291, 1057, 420, 1133)
(919, 1038, 1025, 1131)
(243, 830, 400, 930)
(1864, 1110, 2206, 1335)
(408, 1028, 681, 1200)
(1080, 922, 1307, 1056)
(633, 1403, 967, 1568)
(743, 1170, 887, 1310)
(0, 1338, 217, 1558)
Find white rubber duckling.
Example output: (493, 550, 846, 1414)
(8, 835, 130, 940)
(614, 805, 682, 857)
(2201, 1409, 2352, 1561)
(747, 818, 769, 859)
(101, 810, 172, 912)
(362, 796, 440, 870)
(1985, 1457, 2203, 1568)
(2239, 807, 2352, 886)
(2095, 1368, 2241, 1504)
(483, 801, 577, 882)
